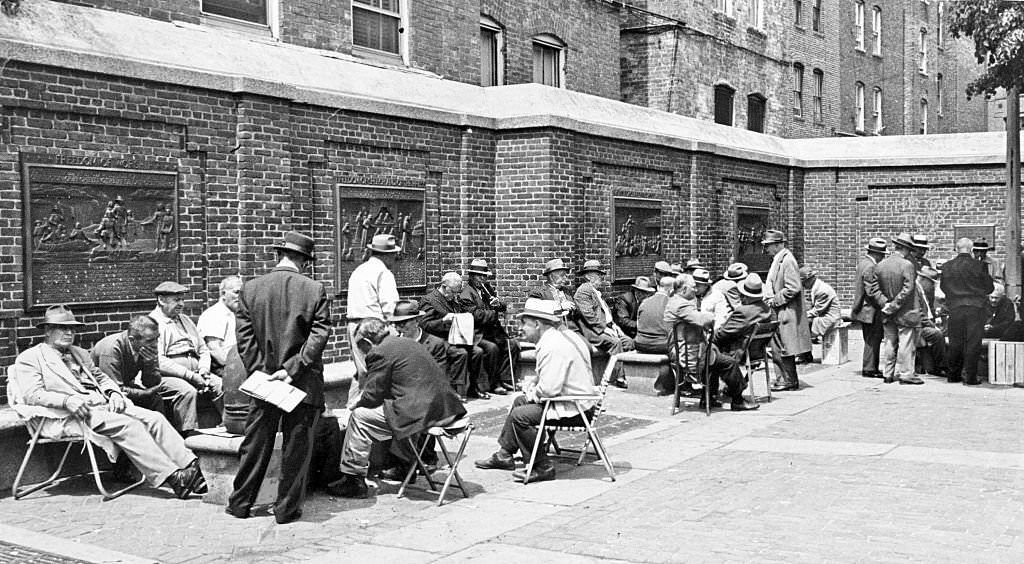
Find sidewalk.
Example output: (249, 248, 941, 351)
(1, 342, 1022, 563)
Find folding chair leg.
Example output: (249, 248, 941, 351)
(13, 426, 73, 500)
(522, 404, 551, 485)
(671, 365, 682, 416)
(764, 362, 773, 403)
(579, 413, 615, 481)
(576, 436, 592, 466)
(398, 437, 437, 498)
(435, 427, 473, 506)
(548, 432, 561, 455)
(84, 442, 144, 501)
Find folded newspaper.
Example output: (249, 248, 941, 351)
(239, 370, 306, 412)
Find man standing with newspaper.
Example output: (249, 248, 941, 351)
(227, 231, 331, 525)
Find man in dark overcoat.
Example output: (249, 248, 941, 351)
(942, 238, 994, 384)
(460, 258, 518, 392)
(227, 231, 331, 524)
(762, 230, 811, 391)
(328, 319, 466, 498)
(851, 238, 888, 379)
(613, 276, 655, 339)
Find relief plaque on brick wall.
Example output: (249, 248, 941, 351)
(21, 154, 179, 309)
(954, 225, 996, 251)
(612, 197, 663, 282)
(736, 205, 772, 273)
(336, 184, 426, 289)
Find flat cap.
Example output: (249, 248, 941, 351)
(153, 281, 188, 295)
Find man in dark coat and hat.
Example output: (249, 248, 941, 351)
(943, 237, 995, 384)
(852, 237, 888, 378)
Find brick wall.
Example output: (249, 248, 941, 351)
(786, 0, 840, 137)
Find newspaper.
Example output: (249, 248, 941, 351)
(239, 370, 306, 413)
(447, 313, 475, 346)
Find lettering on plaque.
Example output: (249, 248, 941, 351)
(612, 197, 663, 282)
(736, 205, 772, 273)
(954, 225, 996, 251)
(20, 154, 178, 309)
(336, 185, 426, 289)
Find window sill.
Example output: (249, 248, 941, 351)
(747, 26, 767, 38)
(855, 47, 866, 54)
(352, 45, 406, 67)
(919, 70, 929, 77)
(872, 53, 883, 60)
(792, 115, 805, 122)
(200, 13, 274, 38)
(794, 24, 806, 32)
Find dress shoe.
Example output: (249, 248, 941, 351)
(490, 387, 508, 396)
(187, 460, 207, 494)
(862, 371, 884, 379)
(475, 451, 516, 471)
(730, 400, 760, 412)
(770, 382, 799, 392)
(947, 375, 963, 383)
(882, 376, 896, 384)
(224, 506, 250, 519)
(378, 465, 414, 482)
(698, 398, 723, 409)
(275, 510, 302, 525)
(898, 376, 924, 385)
(164, 466, 200, 499)
(611, 379, 628, 389)
(964, 379, 982, 386)
(326, 474, 369, 499)
(512, 464, 556, 484)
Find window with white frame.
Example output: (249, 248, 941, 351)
(532, 34, 565, 88)
(856, 82, 865, 132)
(919, 29, 928, 73)
(793, 63, 804, 117)
(937, 1, 944, 46)
(715, 0, 735, 17)
(873, 87, 882, 134)
(353, 0, 404, 56)
(794, 0, 803, 25)
(754, 0, 765, 29)
(855, 2, 865, 51)
(872, 6, 882, 55)
(936, 73, 943, 116)
(813, 69, 823, 123)
(202, 0, 269, 24)
(812, 0, 822, 32)
(920, 98, 928, 133)
(480, 16, 504, 87)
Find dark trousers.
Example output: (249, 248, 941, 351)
(708, 347, 744, 402)
(948, 305, 986, 383)
(497, 395, 591, 466)
(228, 400, 319, 522)
(466, 338, 500, 394)
(772, 354, 799, 386)
(445, 345, 469, 396)
(861, 316, 884, 375)
(916, 326, 948, 375)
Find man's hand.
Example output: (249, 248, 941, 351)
(443, 313, 456, 321)
(269, 369, 291, 385)
(489, 296, 502, 308)
(882, 303, 897, 316)
(108, 391, 128, 414)
(138, 345, 158, 363)
(65, 396, 91, 420)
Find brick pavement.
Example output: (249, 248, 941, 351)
(1, 341, 1022, 563)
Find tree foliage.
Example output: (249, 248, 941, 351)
(948, 0, 1024, 98)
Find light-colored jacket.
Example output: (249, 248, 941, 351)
(765, 248, 811, 356)
(525, 326, 597, 419)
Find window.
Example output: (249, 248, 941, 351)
(747, 94, 766, 132)
(873, 87, 883, 134)
(936, 73, 943, 116)
(919, 29, 928, 73)
(714, 84, 735, 126)
(812, 0, 822, 32)
(753, 0, 765, 29)
(937, 1, 945, 46)
(872, 7, 882, 55)
(792, 63, 804, 117)
(532, 34, 565, 88)
(480, 16, 504, 87)
(812, 69, 824, 123)
(855, 82, 865, 132)
(202, 0, 269, 24)
(920, 98, 928, 133)
(353, 0, 403, 56)
(855, 2, 865, 51)
(794, 0, 803, 25)
(715, 0, 735, 17)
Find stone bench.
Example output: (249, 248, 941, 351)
(821, 321, 851, 366)
(988, 340, 1024, 385)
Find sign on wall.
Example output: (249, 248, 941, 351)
(20, 154, 179, 309)
(953, 224, 996, 251)
(735, 205, 772, 273)
(612, 197, 663, 282)
(336, 185, 426, 289)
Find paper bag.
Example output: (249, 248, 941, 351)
(447, 313, 475, 346)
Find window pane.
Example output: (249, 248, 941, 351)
(202, 0, 268, 24)
(380, 14, 400, 53)
(714, 86, 734, 126)
(380, 0, 400, 13)
(481, 28, 497, 87)
(747, 95, 765, 132)
(353, 7, 400, 54)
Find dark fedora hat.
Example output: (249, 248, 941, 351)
(467, 258, 493, 277)
(892, 232, 917, 250)
(738, 274, 764, 298)
(973, 239, 991, 252)
(390, 299, 425, 322)
(37, 305, 86, 328)
(367, 233, 401, 254)
(577, 259, 607, 276)
(865, 237, 888, 254)
(273, 230, 316, 260)
(761, 230, 786, 245)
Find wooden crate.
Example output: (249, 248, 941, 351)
(987, 341, 1024, 385)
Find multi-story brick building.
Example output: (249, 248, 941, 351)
(786, 0, 841, 137)
(837, 0, 988, 136)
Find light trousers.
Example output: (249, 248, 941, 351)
(88, 405, 196, 486)
(881, 322, 917, 381)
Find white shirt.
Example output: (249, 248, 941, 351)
(197, 300, 236, 350)
(346, 256, 399, 320)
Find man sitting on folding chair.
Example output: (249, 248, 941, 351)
(712, 274, 771, 411)
(14, 305, 205, 499)
(475, 298, 597, 484)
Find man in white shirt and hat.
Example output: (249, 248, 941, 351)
(346, 233, 401, 399)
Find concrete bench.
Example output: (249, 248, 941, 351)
(988, 340, 1024, 385)
(822, 321, 851, 366)
(606, 352, 669, 395)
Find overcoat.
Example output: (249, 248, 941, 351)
(765, 248, 811, 356)
(851, 254, 884, 324)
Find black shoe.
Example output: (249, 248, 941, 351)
(275, 510, 302, 525)
(490, 387, 508, 396)
(964, 379, 982, 386)
(698, 399, 723, 409)
(164, 466, 200, 499)
(224, 506, 250, 519)
(862, 371, 884, 379)
(512, 464, 556, 483)
(770, 382, 799, 392)
(475, 451, 516, 471)
(378, 465, 413, 482)
(187, 460, 207, 495)
(883, 376, 896, 384)
(947, 376, 963, 383)
(730, 400, 760, 412)
(326, 474, 369, 499)
(611, 379, 628, 389)
(899, 376, 924, 385)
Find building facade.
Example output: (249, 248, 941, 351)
(786, 0, 841, 137)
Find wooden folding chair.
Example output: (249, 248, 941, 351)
(7, 366, 145, 501)
(521, 365, 615, 485)
(742, 321, 779, 402)
(668, 321, 713, 416)
(397, 416, 473, 506)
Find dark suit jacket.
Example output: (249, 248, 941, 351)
(612, 290, 644, 339)
(236, 266, 332, 406)
(418, 288, 467, 339)
(527, 283, 581, 332)
(875, 254, 920, 327)
(851, 254, 885, 324)
(985, 297, 1016, 337)
(458, 282, 508, 340)
(356, 336, 466, 440)
(416, 330, 448, 367)
(634, 292, 670, 351)
(714, 301, 771, 358)
(941, 253, 994, 310)
(91, 330, 161, 390)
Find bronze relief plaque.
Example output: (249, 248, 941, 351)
(612, 197, 663, 282)
(736, 205, 772, 273)
(336, 184, 426, 290)
(21, 154, 178, 309)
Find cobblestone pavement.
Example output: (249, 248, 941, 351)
(1, 341, 1022, 563)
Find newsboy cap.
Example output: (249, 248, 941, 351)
(153, 281, 188, 295)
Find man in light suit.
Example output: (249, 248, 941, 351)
(762, 230, 811, 391)
(851, 238, 888, 379)
(574, 260, 633, 387)
(875, 233, 923, 385)
(227, 231, 331, 525)
(15, 305, 203, 498)
(528, 258, 580, 330)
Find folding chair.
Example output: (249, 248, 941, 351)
(397, 416, 473, 506)
(668, 320, 713, 416)
(521, 365, 615, 485)
(742, 321, 779, 403)
(7, 365, 145, 501)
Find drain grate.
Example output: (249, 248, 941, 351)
(0, 541, 95, 564)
